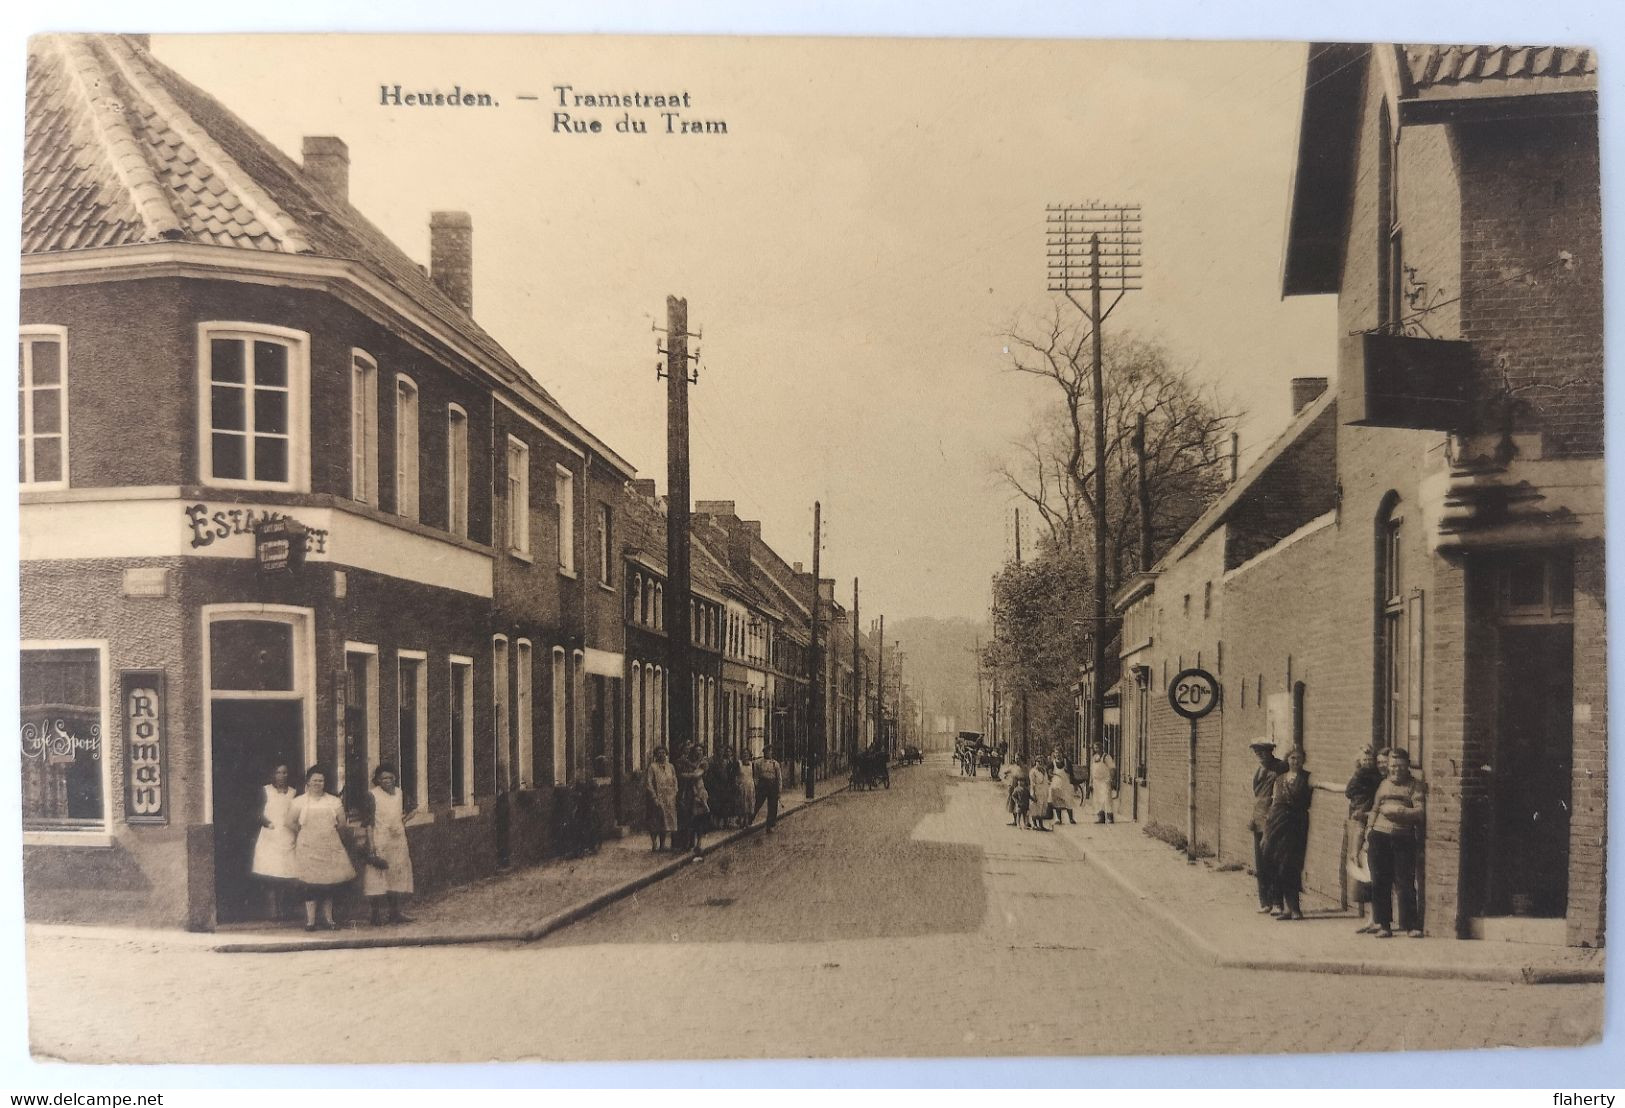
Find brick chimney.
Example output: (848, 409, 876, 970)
(429, 211, 474, 314)
(741, 520, 762, 538)
(1291, 377, 1329, 415)
(792, 562, 803, 574)
(301, 136, 349, 201)
(694, 500, 736, 517)
(630, 479, 657, 498)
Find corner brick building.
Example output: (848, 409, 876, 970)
(1117, 44, 1603, 946)
(19, 35, 636, 928)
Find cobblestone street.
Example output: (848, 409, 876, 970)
(25, 756, 1601, 1064)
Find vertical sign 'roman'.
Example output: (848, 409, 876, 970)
(122, 670, 167, 825)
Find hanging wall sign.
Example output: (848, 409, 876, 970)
(123, 670, 168, 825)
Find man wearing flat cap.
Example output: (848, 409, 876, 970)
(1247, 739, 1288, 914)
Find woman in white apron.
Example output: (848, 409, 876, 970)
(251, 763, 298, 919)
(287, 765, 355, 931)
(362, 764, 416, 925)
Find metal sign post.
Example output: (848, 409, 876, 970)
(1168, 667, 1219, 865)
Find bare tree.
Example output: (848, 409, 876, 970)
(997, 306, 1241, 593)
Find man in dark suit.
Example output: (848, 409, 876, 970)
(1248, 739, 1288, 914)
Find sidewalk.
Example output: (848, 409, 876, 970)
(27, 780, 848, 955)
(1050, 804, 1604, 985)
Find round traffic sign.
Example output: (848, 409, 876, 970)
(1168, 667, 1220, 720)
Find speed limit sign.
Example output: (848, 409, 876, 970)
(1169, 667, 1220, 720)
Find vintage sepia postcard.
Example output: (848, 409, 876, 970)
(11, 29, 1606, 1068)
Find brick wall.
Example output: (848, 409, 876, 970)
(1458, 116, 1603, 458)
(1567, 540, 1607, 946)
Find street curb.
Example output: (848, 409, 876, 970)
(211, 778, 856, 954)
(1074, 840, 1604, 987)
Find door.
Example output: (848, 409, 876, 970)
(1489, 625, 1573, 917)
(211, 699, 304, 924)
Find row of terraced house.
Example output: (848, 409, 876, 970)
(1089, 44, 1604, 947)
(19, 34, 885, 930)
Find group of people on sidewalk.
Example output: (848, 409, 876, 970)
(1000, 742, 1119, 830)
(251, 762, 416, 932)
(643, 743, 784, 857)
(1246, 739, 1427, 937)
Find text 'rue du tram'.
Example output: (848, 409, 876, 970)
(548, 84, 728, 136)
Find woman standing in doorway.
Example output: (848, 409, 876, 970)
(287, 765, 355, 931)
(362, 764, 415, 925)
(251, 762, 298, 919)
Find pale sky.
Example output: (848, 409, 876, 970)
(152, 34, 1339, 623)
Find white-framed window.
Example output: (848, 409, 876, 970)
(394, 375, 420, 520)
(555, 464, 576, 574)
(449, 655, 474, 808)
(630, 662, 644, 770)
(350, 350, 379, 505)
(447, 404, 469, 538)
(396, 650, 429, 816)
(653, 584, 664, 631)
(516, 640, 533, 788)
(19, 326, 68, 489)
(493, 636, 511, 792)
(632, 575, 643, 625)
(597, 502, 613, 586)
(20, 641, 108, 837)
(198, 323, 309, 490)
(342, 642, 380, 799)
(506, 437, 531, 557)
(551, 647, 568, 785)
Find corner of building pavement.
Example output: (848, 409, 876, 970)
(1047, 794, 1604, 986)
(24, 780, 855, 956)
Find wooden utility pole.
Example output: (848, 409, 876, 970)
(1047, 202, 1141, 764)
(875, 615, 885, 753)
(851, 578, 861, 759)
(657, 296, 699, 757)
(806, 501, 822, 799)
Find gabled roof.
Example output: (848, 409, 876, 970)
(1282, 41, 1598, 296)
(24, 34, 636, 478)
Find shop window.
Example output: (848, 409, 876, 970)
(449, 656, 473, 807)
(394, 376, 419, 520)
(19, 326, 68, 488)
(20, 646, 106, 831)
(397, 652, 427, 815)
(199, 324, 308, 490)
(446, 406, 469, 538)
(505, 437, 530, 556)
(350, 350, 379, 506)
